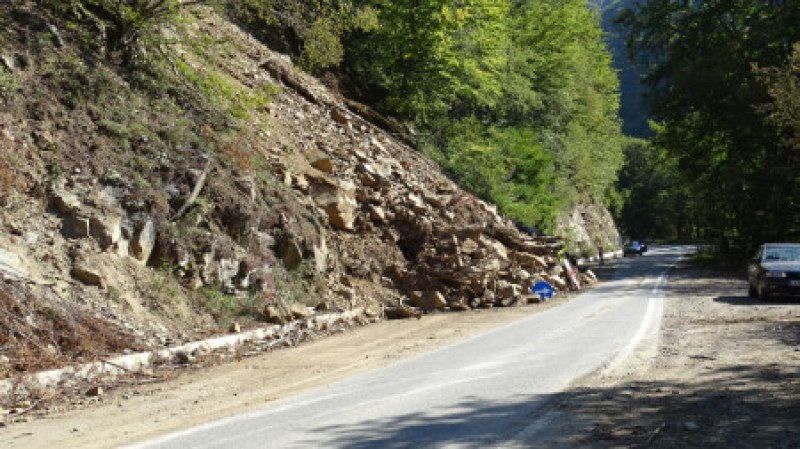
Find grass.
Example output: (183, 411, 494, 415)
(199, 284, 261, 326)
(173, 56, 278, 125)
(274, 259, 323, 306)
(0, 70, 20, 98)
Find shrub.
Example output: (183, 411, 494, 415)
(37, 0, 208, 66)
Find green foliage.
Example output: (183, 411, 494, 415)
(39, 53, 119, 108)
(225, 0, 378, 72)
(344, 0, 510, 120)
(344, 0, 625, 229)
(756, 43, 800, 152)
(173, 57, 275, 122)
(150, 262, 181, 299)
(37, 0, 205, 65)
(619, 0, 800, 252)
(0, 71, 20, 99)
(273, 259, 322, 305)
(426, 120, 561, 231)
(615, 139, 695, 240)
(48, 162, 64, 180)
(106, 286, 122, 302)
(199, 285, 260, 322)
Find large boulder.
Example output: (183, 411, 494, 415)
(70, 263, 104, 287)
(316, 180, 357, 231)
(89, 215, 122, 250)
(409, 290, 447, 312)
(130, 219, 156, 264)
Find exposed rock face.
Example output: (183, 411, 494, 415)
(23, 42, 574, 326)
(556, 202, 621, 257)
(0, 3, 585, 378)
(130, 220, 156, 264)
(319, 180, 357, 231)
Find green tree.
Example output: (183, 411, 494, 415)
(616, 138, 698, 240)
(341, 0, 624, 232)
(226, 0, 378, 71)
(343, 0, 511, 121)
(620, 0, 800, 253)
(505, 0, 624, 204)
(757, 42, 800, 152)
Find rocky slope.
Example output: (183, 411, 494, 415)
(0, 3, 603, 402)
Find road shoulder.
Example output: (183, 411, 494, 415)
(0, 290, 577, 448)
(529, 263, 800, 447)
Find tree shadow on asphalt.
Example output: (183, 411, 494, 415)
(715, 295, 800, 306)
(308, 358, 800, 448)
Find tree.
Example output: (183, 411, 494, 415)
(341, 0, 624, 232)
(225, 0, 378, 71)
(616, 138, 698, 240)
(757, 42, 800, 152)
(619, 0, 800, 253)
(505, 0, 624, 204)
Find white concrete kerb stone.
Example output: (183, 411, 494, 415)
(0, 308, 367, 398)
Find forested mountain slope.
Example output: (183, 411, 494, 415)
(0, 0, 622, 401)
(612, 1, 800, 249)
(590, 0, 651, 138)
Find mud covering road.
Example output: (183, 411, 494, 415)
(1, 246, 799, 448)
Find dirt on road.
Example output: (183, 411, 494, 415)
(1, 259, 799, 448)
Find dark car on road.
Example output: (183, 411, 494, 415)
(748, 243, 800, 300)
(624, 240, 643, 256)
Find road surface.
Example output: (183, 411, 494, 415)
(131, 247, 685, 448)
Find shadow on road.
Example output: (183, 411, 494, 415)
(715, 295, 800, 306)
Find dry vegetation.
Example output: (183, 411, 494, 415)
(0, 276, 144, 377)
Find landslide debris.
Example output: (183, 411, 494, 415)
(0, 3, 597, 403)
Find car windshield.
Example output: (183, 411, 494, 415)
(763, 246, 800, 262)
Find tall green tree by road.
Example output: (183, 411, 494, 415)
(619, 0, 800, 253)
(343, 0, 510, 122)
(344, 0, 624, 232)
(222, 0, 626, 233)
(226, 0, 379, 71)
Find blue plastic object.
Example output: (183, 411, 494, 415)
(532, 281, 554, 300)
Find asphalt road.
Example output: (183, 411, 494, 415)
(131, 246, 686, 449)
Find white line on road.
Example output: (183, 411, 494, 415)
(603, 266, 673, 375)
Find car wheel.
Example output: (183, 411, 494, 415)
(748, 283, 757, 297)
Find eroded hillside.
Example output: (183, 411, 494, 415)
(0, 3, 601, 403)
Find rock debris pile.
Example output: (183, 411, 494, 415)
(0, 6, 597, 390)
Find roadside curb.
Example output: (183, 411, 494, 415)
(0, 308, 369, 400)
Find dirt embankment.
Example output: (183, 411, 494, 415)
(1, 2, 582, 390)
(1, 259, 798, 448)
